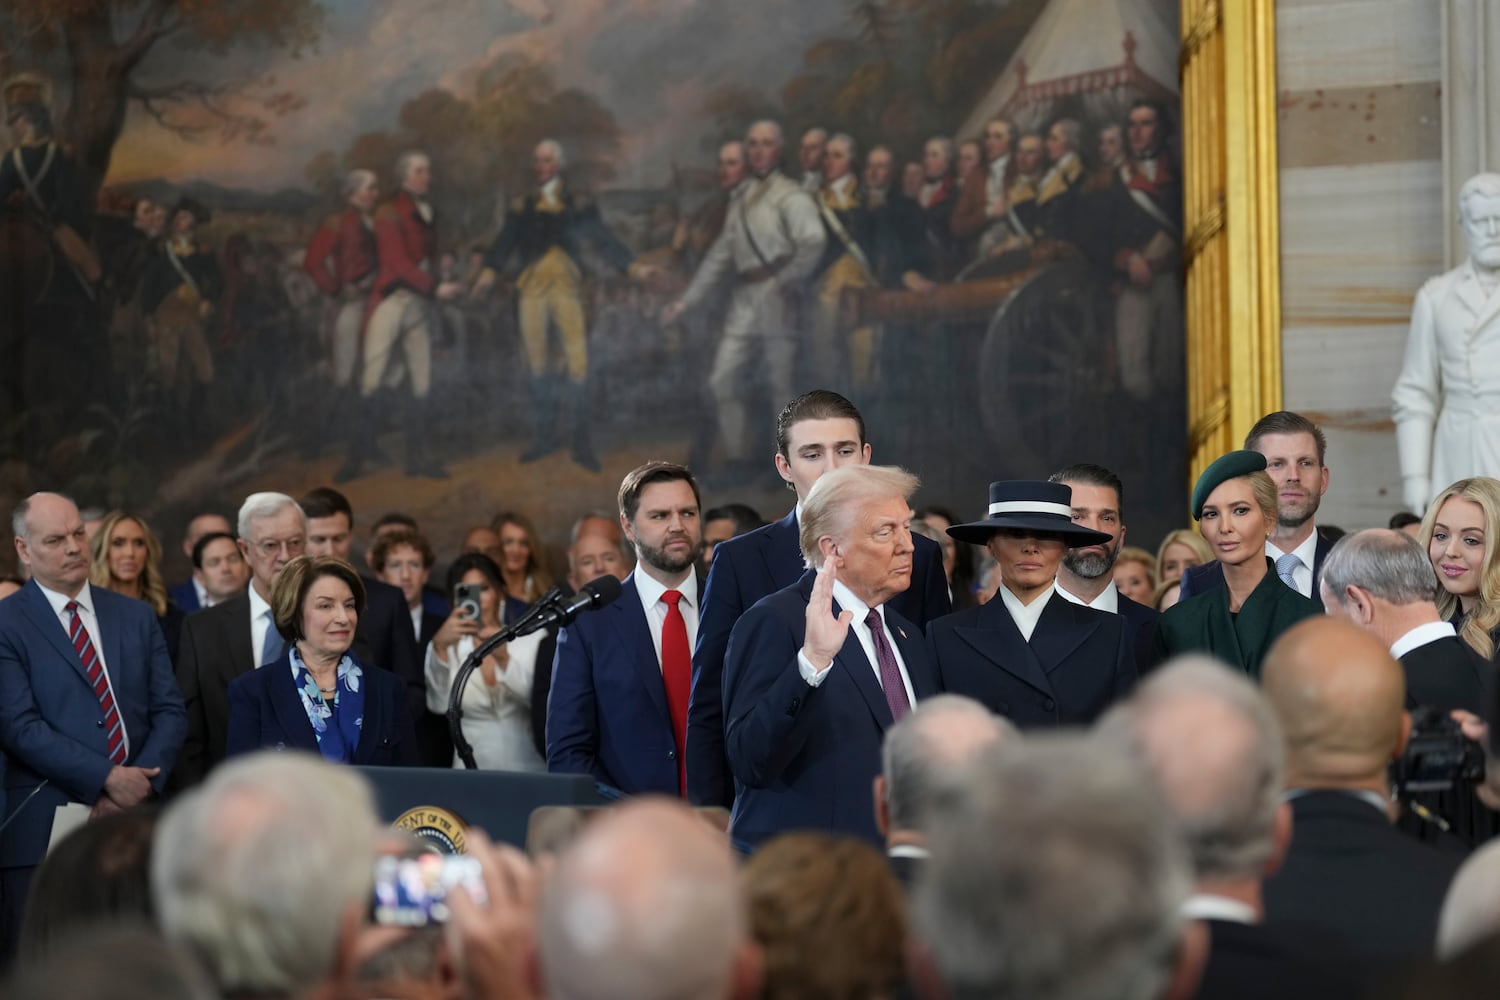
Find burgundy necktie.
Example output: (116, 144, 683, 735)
(67, 601, 127, 765)
(864, 609, 912, 722)
(661, 590, 691, 796)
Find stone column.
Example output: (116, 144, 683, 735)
(1442, 0, 1500, 265)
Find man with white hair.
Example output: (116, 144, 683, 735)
(910, 736, 1206, 1000)
(1097, 657, 1363, 995)
(1320, 528, 1487, 713)
(536, 798, 762, 1000)
(338, 149, 461, 482)
(474, 138, 646, 472)
(662, 120, 826, 480)
(722, 463, 939, 846)
(1395, 171, 1500, 513)
(875, 693, 1013, 887)
(173, 492, 307, 787)
(152, 753, 384, 998)
(798, 126, 828, 192)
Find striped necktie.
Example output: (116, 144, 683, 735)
(67, 601, 127, 765)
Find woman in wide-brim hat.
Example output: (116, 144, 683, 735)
(1151, 451, 1320, 678)
(928, 480, 1137, 727)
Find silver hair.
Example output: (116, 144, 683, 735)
(342, 168, 376, 200)
(393, 149, 429, 184)
(1438, 838, 1500, 958)
(748, 119, 784, 146)
(827, 132, 857, 161)
(913, 735, 1190, 1000)
(1096, 655, 1285, 881)
(1319, 528, 1440, 607)
(1050, 117, 1082, 149)
(237, 492, 304, 541)
(11, 492, 77, 542)
(536, 138, 566, 169)
(1459, 172, 1500, 222)
(925, 136, 955, 162)
(799, 464, 919, 568)
(538, 808, 744, 1000)
(569, 512, 619, 547)
(882, 695, 1015, 833)
(151, 753, 381, 995)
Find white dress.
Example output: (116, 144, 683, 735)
(425, 630, 546, 772)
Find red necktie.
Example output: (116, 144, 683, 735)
(661, 590, 691, 796)
(67, 601, 127, 765)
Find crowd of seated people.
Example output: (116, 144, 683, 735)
(6, 394, 1500, 997)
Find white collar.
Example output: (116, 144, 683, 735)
(1181, 894, 1256, 925)
(827, 173, 855, 197)
(35, 579, 93, 616)
(999, 581, 1055, 641)
(248, 581, 273, 620)
(988, 154, 1009, 181)
(887, 844, 930, 860)
(540, 177, 562, 201)
(1056, 578, 1118, 613)
(632, 565, 697, 613)
(1390, 620, 1458, 660)
(1284, 787, 1391, 816)
(1266, 529, 1318, 574)
(832, 578, 876, 622)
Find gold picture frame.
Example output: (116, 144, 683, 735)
(1181, 0, 1282, 482)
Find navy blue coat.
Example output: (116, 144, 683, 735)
(926, 591, 1136, 727)
(224, 647, 417, 766)
(546, 573, 701, 796)
(168, 578, 200, 615)
(1117, 592, 1162, 673)
(688, 510, 950, 807)
(723, 570, 939, 847)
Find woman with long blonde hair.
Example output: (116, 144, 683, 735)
(89, 511, 184, 659)
(1419, 477, 1500, 660)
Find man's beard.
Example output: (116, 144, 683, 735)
(1063, 546, 1118, 580)
(1277, 498, 1319, 532)
(638, 536, 697, 576)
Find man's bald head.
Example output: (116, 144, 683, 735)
(538, 799, 756, 1000)
(1262, 618, 1409, 787)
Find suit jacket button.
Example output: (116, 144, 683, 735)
(1044, 699, 1056, 711)
(668, 749, 677, 760)
(96, 720, 104, 728)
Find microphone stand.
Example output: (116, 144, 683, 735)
(447, 588, 563, 770)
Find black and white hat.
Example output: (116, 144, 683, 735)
(946, 480, 1113, 546)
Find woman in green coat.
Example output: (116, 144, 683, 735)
(1152, 450, 1321, 677)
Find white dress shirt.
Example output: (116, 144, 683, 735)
(409, 605, 423, 642)
(1000, 583, 1056, 642)
(249, 584, 275, 668)
(192, 576, 209, 608)
(1266, 530, 1319, 598)
(633, 566, 699, 669)
(1181, 893, 1256, 925)
(425, 631, 547, 772)
(36, 580, 130, 757)
(1056, 578, 1120, 613)
(796, 579, 917, 708)
(1390, 620, 1458, 660)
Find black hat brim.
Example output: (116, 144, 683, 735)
(947, 514, 1113, 547)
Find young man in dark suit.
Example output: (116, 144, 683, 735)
(1179, 411, 1339, 607)
(687, 390, 951, 808)
(548, 463, 704, 796)
(0, 493, 186, 950)
(927, 480, 1136, 727)
(1048, 463, 1160, 670)
(723, 464, 939, 847)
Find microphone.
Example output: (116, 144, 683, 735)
(524, 574, 624, 633)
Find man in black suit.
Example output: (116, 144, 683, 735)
(1048, 463, 1160, 670)
(1179, 411, 1339, 608)
(174, 492, 307, 787)
(1261, 618, 1462, 969)
(927, 480, 1136, 727)
(874, 694, 1012, 890)
(298, 487, 423, 711)
(1320, 528, 1489, 715)
(687, 390, 951, 809)
(1098, 656, 1366, 999)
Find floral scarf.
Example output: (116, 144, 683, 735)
(290, 647, 365, 763)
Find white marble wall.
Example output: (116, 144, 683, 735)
(1276, 0, 1444, 529)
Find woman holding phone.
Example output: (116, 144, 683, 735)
(425, 552, 550, 771)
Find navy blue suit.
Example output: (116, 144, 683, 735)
(224, 648, 418, 766)
(168, 579, 200, 615)
(926, 591, 1136, 727)
(547, 573, 701, 795)
(1178, 526, 1338, 609)
(1116, 592, 1161, 672)
(688, 510, 950, 806)
(723, 570, 939, 847)
(0, 581, 186, 945)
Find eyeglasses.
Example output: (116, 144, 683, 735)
(252, 536, 305, 558)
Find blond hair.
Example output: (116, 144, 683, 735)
(799, 465, 919, 568)
(1419, 477, 1500, 659)
(89, 512, 168, 616)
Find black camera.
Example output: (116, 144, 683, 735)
(1392, 706, 1486, 793)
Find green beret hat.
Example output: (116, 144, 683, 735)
(1191, 450, 1268, 520)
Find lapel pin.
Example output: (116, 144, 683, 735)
(896, 626, 906, 639)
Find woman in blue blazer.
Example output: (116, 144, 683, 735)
(226, 555, 417, 766)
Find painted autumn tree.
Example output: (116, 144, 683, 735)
(0, 0, 324, 203)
